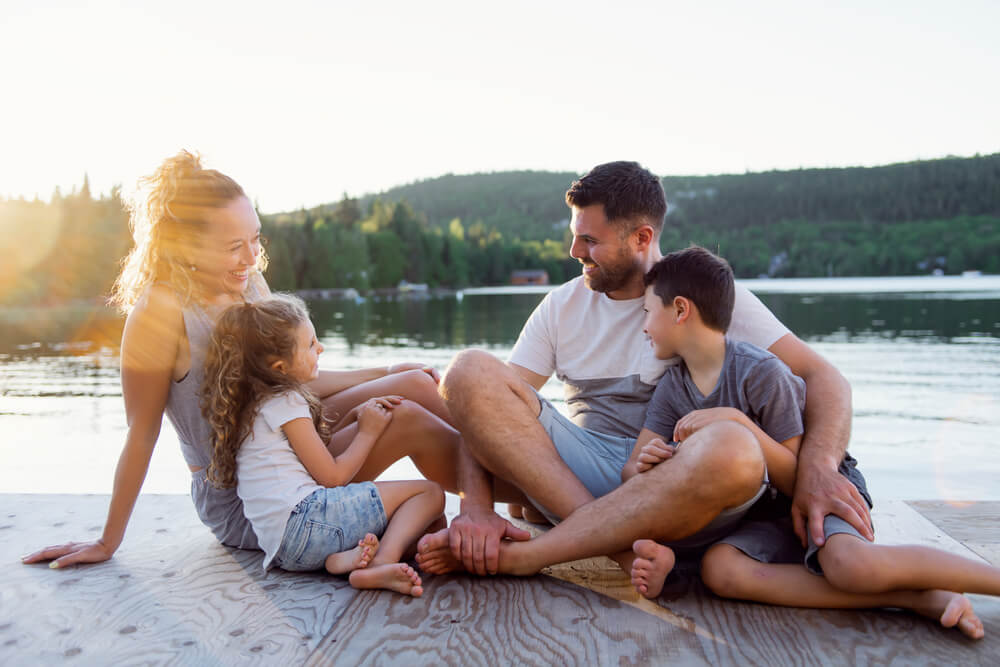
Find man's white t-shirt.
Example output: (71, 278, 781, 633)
(236, 391, 323, 569)
(508, 276, 790, 439)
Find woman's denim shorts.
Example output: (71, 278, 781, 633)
(273, 482, 387, 572)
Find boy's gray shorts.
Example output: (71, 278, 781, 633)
(525, 396, 767, 542)
(715, 514, 868, 574)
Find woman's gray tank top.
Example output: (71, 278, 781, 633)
(163, 274, 267, 549)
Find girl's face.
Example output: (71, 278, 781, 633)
(285, 318, 324, 383)
(195, 196, 262, 301)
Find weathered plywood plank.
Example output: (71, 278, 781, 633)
(3, 495, 1000, 666)
(908, 500, 1000, 566)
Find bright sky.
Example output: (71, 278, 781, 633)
(2, 0, 998, 213)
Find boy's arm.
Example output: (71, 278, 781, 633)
(768, 334, 873, 544)
(622, 428, 671, 482)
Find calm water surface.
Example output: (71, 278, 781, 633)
(2, 277, 999, 502)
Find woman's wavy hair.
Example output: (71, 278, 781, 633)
(201, 294, 331, 488)
(111, 150, 268, 313)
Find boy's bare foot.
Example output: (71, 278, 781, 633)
(324, 533, 379, 575)
(415, 528, 462, 574)
(911, 590, 984, 640)
(630, 539, 676, 599)
(349, 563, 424, 597)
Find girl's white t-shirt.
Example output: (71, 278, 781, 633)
(236, 391, 323, 569)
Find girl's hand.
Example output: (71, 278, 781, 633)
(21, 539, 115, 569)
(356, 397, 395, 437)
(673, 407, 745, 442)
(636, 438, 676, 473)
(387, 362, 440, 384)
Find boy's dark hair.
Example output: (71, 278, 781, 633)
(565, 161, 667, 235)
(643, 246, 735, 333)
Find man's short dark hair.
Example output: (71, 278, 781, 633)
(565, 161, 667, 235)
(643, 246, 735, 333)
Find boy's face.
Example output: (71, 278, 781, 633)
(642, 286, 679, 360)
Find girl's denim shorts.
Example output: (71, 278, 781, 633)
(273, 482, 387, 572)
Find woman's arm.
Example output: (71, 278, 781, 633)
(307, 363, 438, 400)
(22, 286, 182, 567)
(284, 397, 395, 487)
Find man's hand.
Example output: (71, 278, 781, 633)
(449, 507, 531, 575)
(673, 407, 744, 442)
(636, 437, 676, 473)
(792, 462, 874, 547)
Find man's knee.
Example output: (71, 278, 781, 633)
(440, 349, 503, 401)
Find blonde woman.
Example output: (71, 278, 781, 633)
(23, 151, 461, 567)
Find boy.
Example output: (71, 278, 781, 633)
(622, 246, 996, 639)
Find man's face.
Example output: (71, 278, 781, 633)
(568, 204, 643, 297)
(642, 286, 678, 360)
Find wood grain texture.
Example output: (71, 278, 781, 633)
(3, 495, 1000, 666)
(908, 500, 1000, 566)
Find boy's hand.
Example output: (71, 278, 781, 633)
(673, 407, 745, 442)
(636, 437, 676, 472)
(357, 397, 398, 437)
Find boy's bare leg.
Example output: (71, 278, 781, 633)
(817, 533, 1000, 597)
(493, 421, 765, 575)
(701, 544, 985, 639)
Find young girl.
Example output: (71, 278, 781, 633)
(202, 294, 444, 596)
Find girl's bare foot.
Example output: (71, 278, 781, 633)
(325, 534, 380, 575)
(415, 528, 462, 574)
(911, 590, 984, 639)
(631, 539, 676, 599)
(349, 563, 424, 597)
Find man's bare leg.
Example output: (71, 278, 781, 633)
(439, 349, 596, 517)
(493, 420, 765, 575)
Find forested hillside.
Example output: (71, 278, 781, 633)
(3, 154, 998, 306)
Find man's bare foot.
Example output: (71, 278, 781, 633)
(349, 563, 424, 597)
(911, 590, 984, 639)
(630, 539, 676, 599)
(415, 528, 462, 574)
(325, 533, 380, 575)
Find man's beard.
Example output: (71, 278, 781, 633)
(581, 251, 642, 294)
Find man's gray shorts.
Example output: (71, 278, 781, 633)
(525, 396, 767, 545)
(716, 514, 868, 574)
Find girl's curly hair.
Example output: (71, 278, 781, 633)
(201, 294, 331, 488)
(111, 150, 268, 313)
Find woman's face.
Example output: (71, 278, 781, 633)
(195, 196, 262, 300)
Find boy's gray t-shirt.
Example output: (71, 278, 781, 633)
(643, 339, 806, 442)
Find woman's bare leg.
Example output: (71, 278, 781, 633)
(327, 400, 460, 493)
(322, 369, 453, 426)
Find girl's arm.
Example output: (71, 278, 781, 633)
(284, 397, 394, 487)
(307, 364, 438, 400)
(673, 407, 801, 495)
(22, 286, 182, 567)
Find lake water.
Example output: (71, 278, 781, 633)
(2, 276, 999, 504)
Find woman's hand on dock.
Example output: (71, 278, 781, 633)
(21, 539, 114, 569)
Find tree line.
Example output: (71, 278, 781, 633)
(2, 154, 998, 306)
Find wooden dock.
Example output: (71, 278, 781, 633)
(2, 495, 998, 665)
